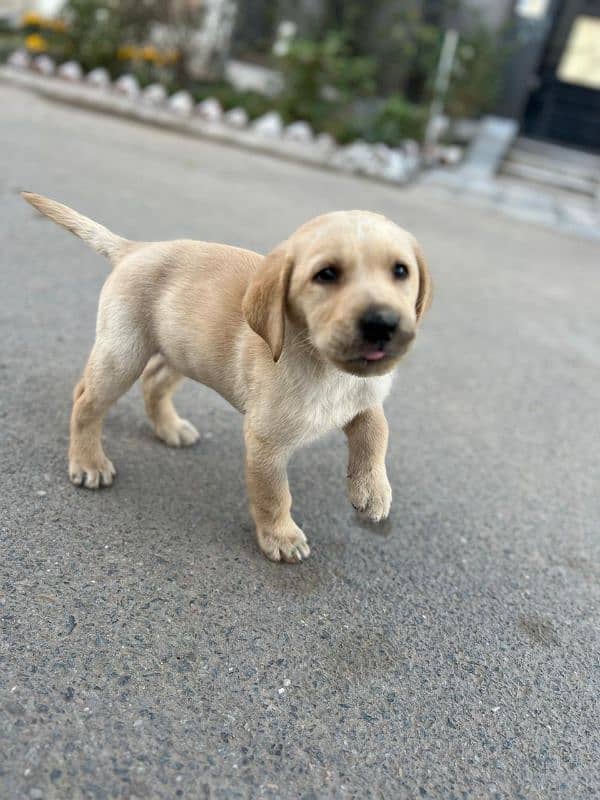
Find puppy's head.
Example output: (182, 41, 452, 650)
(243, 211, 432, 376)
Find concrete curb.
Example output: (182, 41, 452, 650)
(4, 64, 597, 241)
(0, 65, 415, 187)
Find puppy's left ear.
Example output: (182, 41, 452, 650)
(243, 247, 294, 362)
(414, 240, 433, 322)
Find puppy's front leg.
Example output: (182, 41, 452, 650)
(344, 406, 392, 522)
(244, 423, 310, 563)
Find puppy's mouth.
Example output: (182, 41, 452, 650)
(346, 346, 395, 369)
(314, 326, 415, 375)
(327, 343, 404, 375)
(360, 347, 388, 362)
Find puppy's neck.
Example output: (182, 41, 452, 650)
(282, 321, 329, 374)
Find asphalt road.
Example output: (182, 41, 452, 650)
(1, 83, 599, 800)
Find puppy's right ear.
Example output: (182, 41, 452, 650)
(242, 247, 294, 363)
(414, 240, 433, 323)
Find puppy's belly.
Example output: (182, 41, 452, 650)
(155, 316, 246, 411)
(167, 349, 244, 412)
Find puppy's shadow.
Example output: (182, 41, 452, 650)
(353, 514, 395, 537)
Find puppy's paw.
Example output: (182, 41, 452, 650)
(154, 417, 200, 448)
(257, 522, 311, 563)
(348, 469, 392, 522)
(69, 455, 116, 489)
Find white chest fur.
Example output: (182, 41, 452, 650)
(256, 360, 393, 446)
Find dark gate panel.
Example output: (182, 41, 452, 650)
(522, 0, 600, 151)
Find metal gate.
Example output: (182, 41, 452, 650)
(522, 0, 600, 151)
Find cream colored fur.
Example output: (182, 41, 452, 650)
(22, 192, 432, 562)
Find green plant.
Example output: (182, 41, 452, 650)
(275, 31, 376, 128)
(60, 0, 126, 72)
(56, 1, 202, 80)
(319, 0, 445, 98)
(279, 1, 506, 124)
(368, 95, 428, 145)
(191, 82, 272, 119)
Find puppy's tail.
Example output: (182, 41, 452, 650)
(22, 191, 129, 264)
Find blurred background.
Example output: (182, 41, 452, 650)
(1, 0, 598, 165)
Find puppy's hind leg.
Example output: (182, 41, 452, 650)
(70, 338, 149, 489)
(142, 354, 199, 447)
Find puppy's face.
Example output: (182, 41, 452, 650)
(287, 212, 431, 376)
(243, 211, 432, 375)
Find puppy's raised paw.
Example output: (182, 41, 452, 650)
(257, 522, 311, 563)
(69, 456, 116, 489)
(348, 469, 392, 522)
(154, 417, 200, 448)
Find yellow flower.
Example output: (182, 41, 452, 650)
(22, 11, 42, 26)
(117, 44, 138, 61)
(46, 18, 68, 33)
(141, 45, 159, 62)
(24, 33, 48, 52)
(118, 43, 180, 65)
(156, 49, 180, 66)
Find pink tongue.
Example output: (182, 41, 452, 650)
(364, 350, 386, 361)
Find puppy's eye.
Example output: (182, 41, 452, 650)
(313, 266, 340, 283)
(393, 262, 409, 280)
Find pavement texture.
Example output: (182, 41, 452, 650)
(1, 83, 599, 800)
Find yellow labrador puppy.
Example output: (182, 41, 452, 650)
(22, 192, 432, 563)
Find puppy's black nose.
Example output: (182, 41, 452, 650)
(359, 308, 399, 344)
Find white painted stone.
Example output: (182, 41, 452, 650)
(329, 139, 412, 181)
(86, 67, 111, 90)
(284, 121, 313, 143)
(142, 83, 167, 105)
(8, 50, 31, 70)
(224, 107, 249, 128)
(434, 144, 464, 166)
(114, 73, 140, 98)
(372, 142, 392, 161)
(196, 97, 223, 122)
(381, 149, 410, 182)
(169, 90, 194, 115)
(314, 132, 336, 156)
(252, 111, 283, 138)
(33, 55, 55, 76)
(402, 139, 422, 176)
(357, 142, 409, 182)
(330, 141, 379, 175)
(57, 60, 83, 81)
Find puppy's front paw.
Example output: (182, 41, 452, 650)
(348, 469, 392, 522)
(154, 417, 200, 448)
(69, 455, 116, 489)
(257, 522, 311, 563)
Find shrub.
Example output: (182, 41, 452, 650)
(51, 1, 201, 81)
(60, 0, 126, 73)
(368, 95, 428, 145)
(275, 31, 376, 128)
(191, 83, 272, 119)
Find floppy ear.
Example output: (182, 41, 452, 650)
(414, 240, 433, 322)
(242, 247, 294, 362)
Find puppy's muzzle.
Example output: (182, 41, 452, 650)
(359, 307, 414, 348)
(359, 307, 398, 344)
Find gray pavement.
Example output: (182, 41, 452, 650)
(1, 83, 599, 800)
